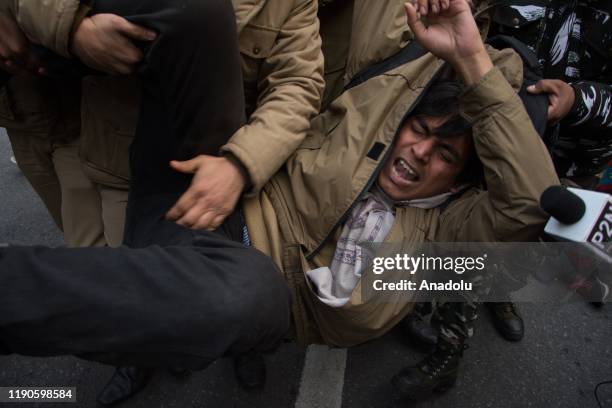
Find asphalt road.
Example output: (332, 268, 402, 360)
(0, 128, 611, 408)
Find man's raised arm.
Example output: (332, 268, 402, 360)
(404, 0, 560, 241)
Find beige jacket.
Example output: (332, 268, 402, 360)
(318, 0, 491, 109)
(2, 0, 324, 192)
(243, 48, 560, 347)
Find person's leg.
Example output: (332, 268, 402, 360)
(86, 0, 245, 194)
(99, 185, 129, 248)
(7, 130, 63, 229)
(52, 143, 108, 247)
(0, 229, 291, 369)
(398, 301, 438, 349)
(105, 0, 247, 250)
(435, 301, 477, 344)
(392, 301, 476, 399)
(1, 75, 79, 231)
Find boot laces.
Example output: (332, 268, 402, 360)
(499, 302, 519, 318)
(419, 343, 465, 377)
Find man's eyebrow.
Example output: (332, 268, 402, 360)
(438, 141, 461, 162)
(415, 116, 462, 161)
(415, 116, 432, 135)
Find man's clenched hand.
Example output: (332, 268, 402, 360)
(404, 0, 492, 85)
(527, 79, 576, 124)
(71, 14, 156, 75)
(166, 155, 248, 231)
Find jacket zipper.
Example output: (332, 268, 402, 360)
(306, 67, 444, 261)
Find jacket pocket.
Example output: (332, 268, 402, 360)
(79, 76, 139, 181)
(240, 23, 278, 59)
(0, 76, 53, 132)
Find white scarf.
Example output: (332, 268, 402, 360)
(307, 185, 457, 307)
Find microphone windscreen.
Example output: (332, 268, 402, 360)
(540, 186, 586, 224)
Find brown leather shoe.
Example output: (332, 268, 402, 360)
(487, 302, 524, 342)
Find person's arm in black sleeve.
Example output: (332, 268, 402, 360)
(566, 80, 612, 128)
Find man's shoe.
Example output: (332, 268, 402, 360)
(399, 313, 438, 349)
(391, 339, 465, 400)
(96, 366, 152, 406)
(488, 302, 524, 342)
(234, 351, 266, 392)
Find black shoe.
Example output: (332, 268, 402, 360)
(488, 302, 524, 342)
(399, 313, 438, 349)
(391, 339, 465, 400)
(234, 351, 266, 392)
(96, 366, 152, 406)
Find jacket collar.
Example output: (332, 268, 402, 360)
(373, 184, 467, 210)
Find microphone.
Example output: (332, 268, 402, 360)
(540, 186, 585, 224)
(541, 186, 612, 305)
(541, 186, 612, 246)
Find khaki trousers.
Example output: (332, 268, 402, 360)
(1, 76, 128, 248)
(7, 133, 128, 248)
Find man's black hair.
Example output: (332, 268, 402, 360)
(410, 80, 483, 184)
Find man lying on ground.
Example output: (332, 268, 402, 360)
(0, 0, 559, 401)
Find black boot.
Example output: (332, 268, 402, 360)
(399, 312, 438, 349)
(487, 302, 524, 342)
(391, 339, 465, 400)
(234, 351, 266, 392)
(96, 366, 153, 406)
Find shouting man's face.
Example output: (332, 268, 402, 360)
(377, 115, 473, 202)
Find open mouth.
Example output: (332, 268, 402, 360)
(392, 158, 420, 183)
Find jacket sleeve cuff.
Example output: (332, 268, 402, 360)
(15, 0, 82, 58)
(69, 2, 92, 51)
(51, 0, 82, 57)
(459, 67, 516, 123)
(222, 151, 253, 194)
(564, 82, 587, 124)
(221, 136, 269, 197)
